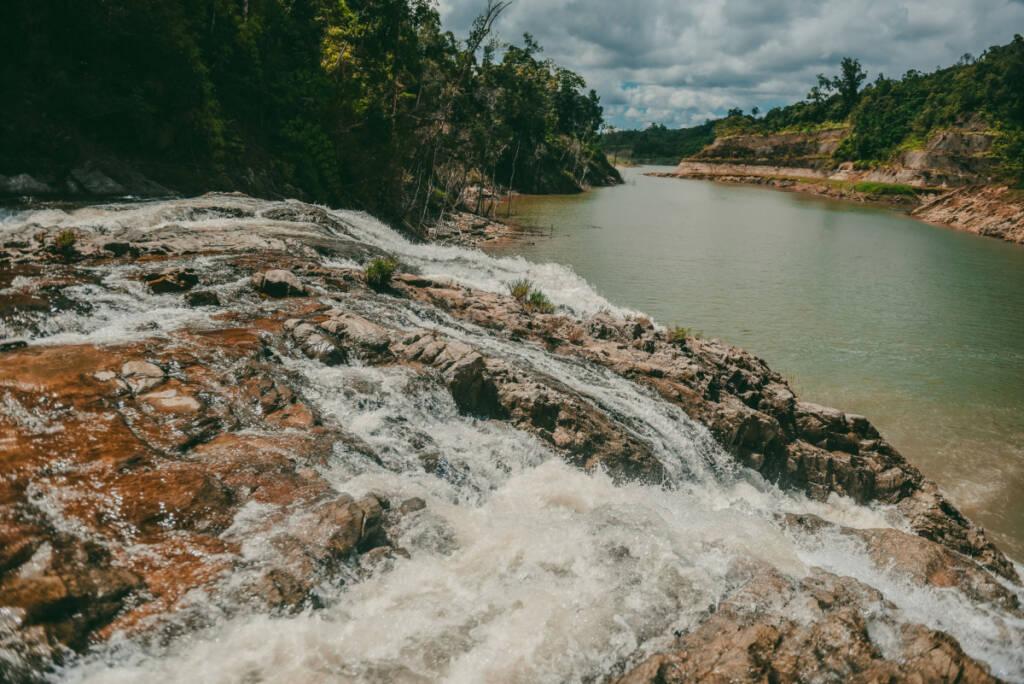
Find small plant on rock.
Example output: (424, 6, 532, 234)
(365, 257, 398, 291)
(668, 326, 691, 345)
(525, 289, 555, 314)
(507, 278, 532, 302)
(52, 229, 78, 260)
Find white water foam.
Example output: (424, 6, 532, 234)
(2, 196, 1019, 681)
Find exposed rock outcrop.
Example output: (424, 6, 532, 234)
(692, 128, 847, 169)
(1, 194, 1019, 682)
(388, 274, 1017, 581)
(253, 269, 308, 298)
(913, 185, 1024, 244)
(618, 567, 999, 684)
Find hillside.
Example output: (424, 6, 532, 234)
(608, 35, 1023, 186)
(602, 122, 715, 165)
(0, 0, 619, 228)
(639, 36, 1024, 243)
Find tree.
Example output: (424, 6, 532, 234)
(834, 57, 867, 115)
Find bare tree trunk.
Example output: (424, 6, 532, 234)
(506, 140, 521, 218)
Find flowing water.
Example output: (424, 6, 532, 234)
(2, 196, 1024, 681)
(488, 166, 1024, 562)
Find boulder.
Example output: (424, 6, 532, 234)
(0, 173, 54, 196)
(185, 290, 220, 307)
(120, 360, 165, 394)
(144, 268, 199, 294)
(69, 166, 126, 195)
(253, 270, 307, 297)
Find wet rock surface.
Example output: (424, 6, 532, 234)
(0, 194, 1020, 682)
(617, 567, 1000, 684)
(390, 274, 1017, 581)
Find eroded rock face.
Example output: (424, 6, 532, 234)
(389, 274, 1017, 582)
(0, 194, 1019, 682)
(0, 322, 409, 676)
(617, 567, 999, 684)
(913, 185, 1024, 245)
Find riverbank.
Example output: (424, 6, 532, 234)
(650, 166, 1024, 244)
(485, 167, 1024, 562)
(2, 194, 1021, 681)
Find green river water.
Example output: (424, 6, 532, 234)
(485, 166, 1024, 561)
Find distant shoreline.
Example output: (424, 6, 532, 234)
(649, 165, 1024, 245)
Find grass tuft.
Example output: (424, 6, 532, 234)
(507, 278, 532, 302)
(667, 326, 691, 344)
(525, 289, 555, 314)
(506, 278, 556, 314)
(365, 257, 398, 290)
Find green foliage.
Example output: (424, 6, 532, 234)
(602, 123, 716, 165)
(852, 182, 918, 196)
(54, 229, 76, 250)
(834, 37, 1024, 173)
(365, 257, 398, 290)
(619, 38, 1024, 185)
(0, 0, 617, 225)
(667, 326, 691, 344)
(506, 278, 554, 313)
(507, 278, 533, 302)
(47, 229, 78, 261)
(993, 127, 1024, 185)
(524, 289, 555, 314)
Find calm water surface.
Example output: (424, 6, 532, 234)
(486, 166, 1024, 561)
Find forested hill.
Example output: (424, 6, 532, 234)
(602, 123, 715, 166)
(0, 1, 619, 227)
(605, 35, 1023, 184)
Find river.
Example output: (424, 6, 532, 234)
(486, 166, 1024, 561)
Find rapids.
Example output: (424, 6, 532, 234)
(1, 196, 1022, 682)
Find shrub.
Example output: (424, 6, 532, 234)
(365, 257, 398, 290)
(852, 181, 918, 196)
(668, 326, 691, 344)
(54, 229, 77, 250)
(506, 278, 556, 314)
(507, 278, 532, 302)
(51, 229, 78, 260)
(524, 289, 555, 314)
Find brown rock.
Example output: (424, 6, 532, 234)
(120, 360, 165, 394)
(617, 568, 998, 684)
(253, 269, 307, 297)
(185, 290, 221, 307)
(144, 268, 199, 294)
(113, 465, 235, 534)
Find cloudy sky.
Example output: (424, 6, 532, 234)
(438, 0, 1024, 129)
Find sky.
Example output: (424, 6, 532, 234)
(438, 0, 1024, 130)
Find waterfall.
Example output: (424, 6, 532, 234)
(1, 196, 1021, 682)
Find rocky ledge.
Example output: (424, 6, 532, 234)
(0, 195, 1020, 681)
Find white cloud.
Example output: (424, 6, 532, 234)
(439, 0, 1024, 128)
